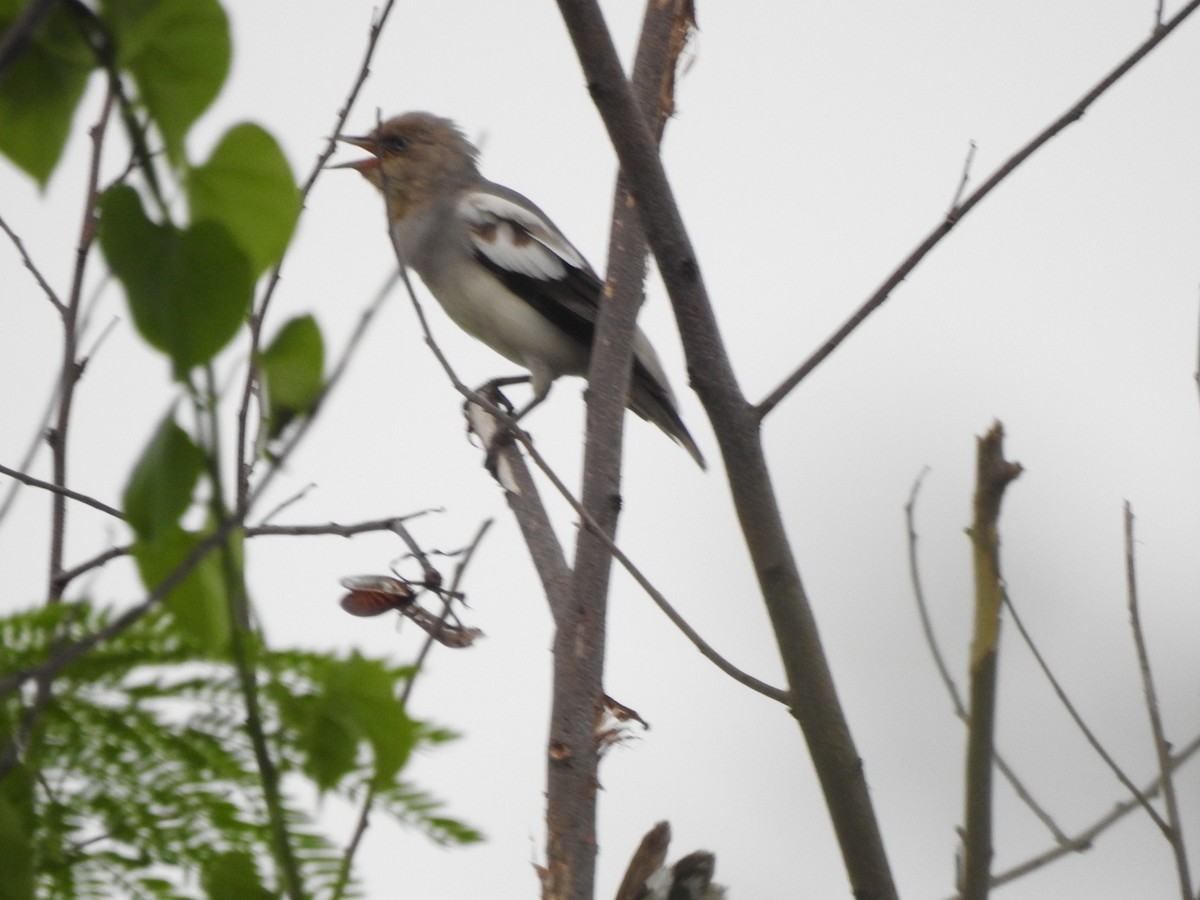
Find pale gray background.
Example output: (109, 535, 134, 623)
(3, 2, 1199, 897)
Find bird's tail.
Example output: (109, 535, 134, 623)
(629, 363, 706, 470)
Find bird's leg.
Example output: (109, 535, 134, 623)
(510, 382, 550, 423)
(471, 375, 536, 474)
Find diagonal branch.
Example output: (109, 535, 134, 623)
(1003, 587, 1168, 834)
(0, 461, 122, 521)
(555, 2, 898, 897)
(755, 0, 1200, 420)
(0, 210, 64, 312)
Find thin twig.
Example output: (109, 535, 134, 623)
(1124, 502, 1190, 896)
(947, 140, 977, 213)
(254, 483, 317, 525)
(235, 0, 402, 516)
(246, 513, 434, 539)
(1004, 588, 1168, 835)
(0, 462, 123, 521)
(45, 514, 436, 605)
(1, 277, 114, 532)
(48, 86, 115, 601)
(597, 520, 788, 704)
(54, 546, 129, 588)
(0, 210, 64, 311)
(755, 1, 1200, 420)
(469, 395, 784, 701)
(904, 468, 1068, 844)
(905, 468, 958, 704)
(244, 269, 399, 511)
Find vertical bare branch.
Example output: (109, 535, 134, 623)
(905, 469, 1069, 844)
(1124, 502, 1191, 897)
(543, 4, 694, 897)
(48, 87, 115, 601)
(960, 422, 1022, 900)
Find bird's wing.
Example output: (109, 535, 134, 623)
(457, 190, 602, 345)
(458, 190, 591, 280)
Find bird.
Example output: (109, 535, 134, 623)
(335, 111, 705, 469)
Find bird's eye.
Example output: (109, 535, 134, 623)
(383, 135, 408, 154)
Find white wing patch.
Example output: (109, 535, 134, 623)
(458, 192, 589, 282)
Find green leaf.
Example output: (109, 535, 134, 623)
(122, 413, 206, 540)
(102, 0, 231, 164)
(289, 654, 417, 792)
(0, 1, 95, 186)
(189, 123, 301, 277)
(131, 526, 230, 655)
(99, 185, 252, 379)
(201, 850, 274, 900)
(0, 764, 35, 900)
(258, 315, 325, 438)
(302, 698, 359, 792)
(326, 654, 417, 787)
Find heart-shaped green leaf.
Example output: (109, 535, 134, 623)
(102, 0, 231, 165)
(189, 123, 301, 277)
(99, 185, 252, 379)
(0, 1, 94, 186)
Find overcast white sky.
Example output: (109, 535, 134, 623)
(4, 2, 1200, 898)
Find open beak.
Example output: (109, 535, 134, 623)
(329, 135, 379, 171)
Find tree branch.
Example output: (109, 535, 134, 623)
(905, 468, 1069, 845)
(960, 422, 1022, 900)
(235, 0, 402, 516)
(555, 2, 898, 896)
(943, 730, 1200, 898)
(0, 210, 64, 312)
(48, 86, 114, 600)
(545, 4, 694, 896)
(0, 461, 122, 521)
(332, 519, 492, 899)
(1003, 586, 1167, 834)
(1124, 502, 1191, 896)
(755, 0, 1200, 419)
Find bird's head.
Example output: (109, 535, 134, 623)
(334, 112, 479, 207)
